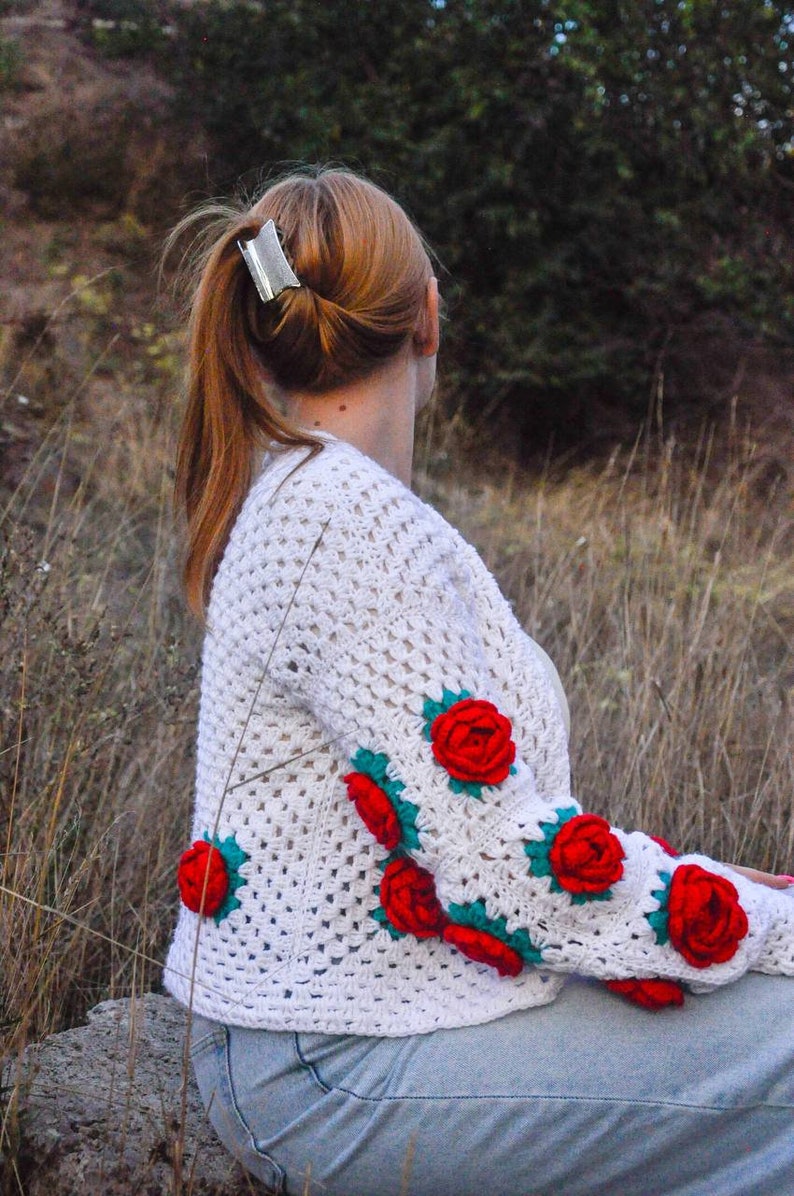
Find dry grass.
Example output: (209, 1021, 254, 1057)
(1, 279, 793, 1188)
(0, 293, 199, 1059)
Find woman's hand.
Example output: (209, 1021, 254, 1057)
(725, 864, 793, 890)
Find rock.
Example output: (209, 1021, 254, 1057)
(3, 993, 271, 1195)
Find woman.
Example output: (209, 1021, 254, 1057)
(164, 168, 794, 1196)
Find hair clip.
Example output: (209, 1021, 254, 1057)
(237, 219, 301, 304)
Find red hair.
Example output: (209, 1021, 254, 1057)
(170, 168, 433, 617)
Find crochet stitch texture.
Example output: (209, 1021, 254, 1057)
(164, 437, 794, 1033)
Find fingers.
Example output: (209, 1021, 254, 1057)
(725, 863, 792, 890)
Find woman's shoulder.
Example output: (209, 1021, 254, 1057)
(214, 437, 475, 615)
(247, 436, 447, 540)
(212, 437, 469, 633)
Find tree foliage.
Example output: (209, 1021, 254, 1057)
(147, 0, 793, 447)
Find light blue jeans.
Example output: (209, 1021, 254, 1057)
(189, 974, 794, 1196)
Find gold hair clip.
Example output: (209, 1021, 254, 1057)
(237, 219, 301, 304)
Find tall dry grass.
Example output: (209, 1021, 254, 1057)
(1, 374, 199, 1059)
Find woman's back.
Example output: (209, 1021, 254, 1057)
(165, 435, 571, 1032)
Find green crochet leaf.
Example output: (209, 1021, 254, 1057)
(422, 688, 472, 740)
(202, 831, 250, 926)
(393, 793, 422, 850)
(215, 833, 249, 875)
(566, 887, 613, 905)
(371, 905, 405, 940)
(213, 890, 243, 924)
(647, 871, 672, 945)
(448, 775, 484, 800)
(524, 840, 553, 877)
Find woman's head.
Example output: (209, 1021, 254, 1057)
(244, 171, 433, 391)
(171, 167, 434, 615)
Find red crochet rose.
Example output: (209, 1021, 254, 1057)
(430, 698, 516, 785)
(344, 772, 401, 851)
(649, 835, 678, 857)
(177, 840, 228, 917)
(379, 858, 447, 939)
(548, 814, 625, 894)
(443, 924, 524, 977)
(605, 978, 685, 1010)
(667, 864, 748, 968)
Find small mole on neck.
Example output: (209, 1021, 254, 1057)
(338, 404, 347, 412)
(313, 420, 321, 427)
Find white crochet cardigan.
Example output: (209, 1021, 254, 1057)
(164, 436, 794, 1033)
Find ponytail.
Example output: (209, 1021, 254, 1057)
(172, 211, 319, 618)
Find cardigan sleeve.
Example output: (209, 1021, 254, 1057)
(257, 459, 794, 992)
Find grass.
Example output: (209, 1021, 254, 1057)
(1, 278, 793, 1189)
(0, 398, 197, 1050)
(0, 263, 199, 1056)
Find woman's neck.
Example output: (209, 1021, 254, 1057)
(284, 347, 424, 486)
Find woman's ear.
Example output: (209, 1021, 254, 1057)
(414, 277, 440, 358)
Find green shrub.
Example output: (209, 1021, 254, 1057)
(13, 101, 138, 217)
(0, 32, 20, 90)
